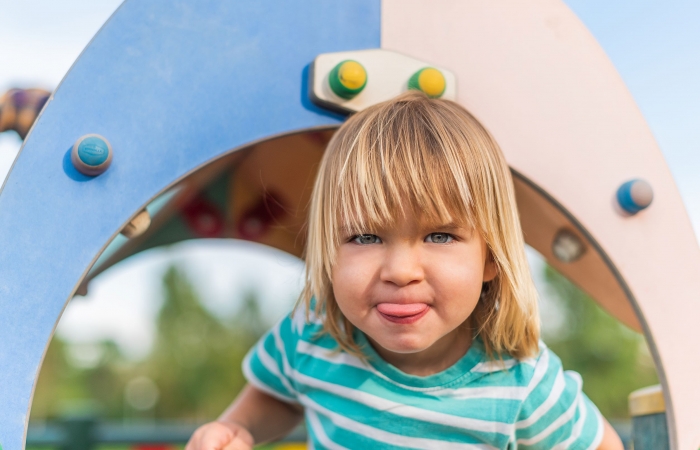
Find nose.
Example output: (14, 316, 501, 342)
(379, 243, 425, 287)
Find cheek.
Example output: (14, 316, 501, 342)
(331, 249, 376, 314)
(430, 257, 485, 312)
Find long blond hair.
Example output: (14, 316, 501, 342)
(300, 91, 540, 359)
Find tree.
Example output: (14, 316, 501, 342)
(142, 265, 267, 421)
(31, 263, 269, 423)
(541, 265, 658, 418)
(31, 337, 127, 420)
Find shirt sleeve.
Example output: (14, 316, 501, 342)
(514, 345, 604, 450)
(242, 311, 302, 405)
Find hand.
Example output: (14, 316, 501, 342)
(186, 420, 255, 450)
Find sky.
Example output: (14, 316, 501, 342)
(1, 0, 699, 360)
(564, 0, 700, 218)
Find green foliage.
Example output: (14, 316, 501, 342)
(146, 266, 265, 421)
(541, 265, 658, 419)
(31, 338, 126, 420)
(31, 264, 268, 422)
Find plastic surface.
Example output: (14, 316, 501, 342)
(383, 2, 700, 447)
(0, 0, 379, 447)
(310, 49, 457, 114)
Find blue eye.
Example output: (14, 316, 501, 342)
(425, 233, 453, 244)
(352, 234, 381, 245)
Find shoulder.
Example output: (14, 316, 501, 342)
(284, 304, 327, 345)
(242, 306, 330, 404)
(244, 306, 325, 370)
(514, 343, 605, 449)
(515, 342, 572, 412)
(524, 341, 562, 391)
(268, 306, 336, 364)
(466, 339, 543, 388)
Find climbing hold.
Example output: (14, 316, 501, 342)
(121, 209, 151, 239)
(552, 228, 586, 263)
(75, 282, 88, 297)
(328, 60, 367, 99)
(71, 134, 113, 176)
(617, 179, 653, 215)
(408, 67, 446, 98)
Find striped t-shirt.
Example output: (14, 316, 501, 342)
(243, 309, 604, 449)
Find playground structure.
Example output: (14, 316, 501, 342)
(0, 1, 698, 449)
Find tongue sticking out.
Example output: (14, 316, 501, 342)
(376, 303, 428, 317)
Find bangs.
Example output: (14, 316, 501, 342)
(328, 98, 477, 243)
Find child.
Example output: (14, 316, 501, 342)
(186, 92, 623, 449)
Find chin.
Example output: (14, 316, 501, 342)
(375, 334, 431, 354)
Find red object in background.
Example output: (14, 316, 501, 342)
(181, 195, 225, 238)
(237, 190, 287, 241)
(305, 130, 330, 146)
(132, 445, 174, 450)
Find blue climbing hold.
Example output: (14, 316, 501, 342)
(71, 134, 113, 176)
(617, 179, 653, 215)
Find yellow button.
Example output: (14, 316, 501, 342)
(417, 67, 446, 98)
(338, 61, 367, 90)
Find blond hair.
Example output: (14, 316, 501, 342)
(300, 91, 540, 359)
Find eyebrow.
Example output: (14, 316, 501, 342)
(426, 222, 463, 230)
(338, 221, 470, 235)
(337, 225, 363, 236)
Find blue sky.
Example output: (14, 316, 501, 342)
(0, 1, 698, 358)
(565, 0, 700, 216)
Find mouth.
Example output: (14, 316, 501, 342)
(376, 302, 429, 324)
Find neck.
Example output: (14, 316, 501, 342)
(367, 325, 473, 376)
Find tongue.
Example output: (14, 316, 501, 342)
(376, 303, 428, 317)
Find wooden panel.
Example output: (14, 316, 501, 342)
(514, 174, 642, 331)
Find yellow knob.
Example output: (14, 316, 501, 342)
(408, 67, 446, 98)
(338, 61, 367, 90)
(329, 60, 367, 99)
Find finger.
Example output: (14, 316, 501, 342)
(199, 430, 235, 450)
(184, 430, 202, 450)
(221, 435, 254, 450)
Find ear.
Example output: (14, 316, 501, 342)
(482, 252, 498, 282)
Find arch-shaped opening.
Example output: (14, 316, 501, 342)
(28, 129, 662, 447)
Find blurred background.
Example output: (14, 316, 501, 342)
(1, 0, 698, 449)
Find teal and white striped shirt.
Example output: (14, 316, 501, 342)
(243, 309, 604, 449)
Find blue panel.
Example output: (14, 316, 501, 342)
(0, 0, 380, 447)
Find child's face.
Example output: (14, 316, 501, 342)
(332, 213, 497, 359)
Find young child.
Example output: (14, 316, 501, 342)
(186, 92, 624, 449)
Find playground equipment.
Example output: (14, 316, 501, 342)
(0, 1, 698, 449)
(0, 88, 49, 140)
